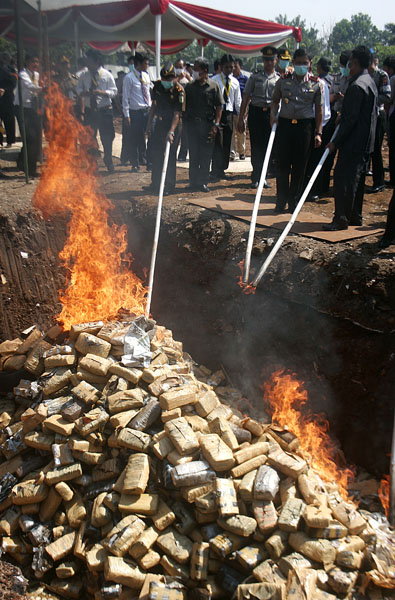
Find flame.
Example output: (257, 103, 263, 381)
(379, 475, 390, 518)
(237, 260, 256, 295)
(263, 370, 355, 498)
(33, 84, 147, 329)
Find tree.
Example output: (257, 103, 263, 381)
(381, 23, 395, 46)
(328, 13, 380, 56)
(275, 14, 325, 58)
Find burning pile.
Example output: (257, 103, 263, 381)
(0, 319, 394, 600)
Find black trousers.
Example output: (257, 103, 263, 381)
(178, 120, 188, 160)
(388, 111, 395, 186)
(248, 105, 271, 183)
(151, 119, 180, 191)
(276, 117, 314, 210)
(371, 111, 385, 188)
(211, 110, 233, 177)
(130, 108, 149, 168)
(121, 117, 132, 164)
(186, 119, 215, 187)
(15, 106, 41, 176)
(384, 189, 395, 240)
(0, 97, 15, 145)
(84, 107, 115, 167)
(305, 113, 336, 197)
(333, 150, 369, 222)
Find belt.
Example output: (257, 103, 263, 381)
(251, 104, 271, 112)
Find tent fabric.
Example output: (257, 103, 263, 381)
(1, 0, 301, 55)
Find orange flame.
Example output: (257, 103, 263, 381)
(263, 370, 355, 498)
(33, 84, 147, 329)
(237, 260, 256, 295)
(379, 475, 390, 518)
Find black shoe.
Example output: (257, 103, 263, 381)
(142, 184, 157, 193)
(250, 181, 258, 189)
(164, 187, 174, 196)
(385, 181, 395, 189)
(368, 185, 385, 194)
(274, 204, 287, 214)
(263, 180, 271, 189)
(349, 218, 362, 226)
(131, 166, 140, 173)
(323, 217, 348, 231)
(306, 195, 319, 202)
(239, 154, 245, 160)
(221, 173, 231, 180)
(229, 155, 235, 161)
(378, 236, 394, 249)
(198, 184, 210, 193)
(106, 164, 115, 174)
(366, 170, 373, 176)
(178, 155, 187, 161)
(187, 184, 197, 192)
(209, 173, 220, 182)
(146, 164, 152, 172)
(0, 171, 8, 179)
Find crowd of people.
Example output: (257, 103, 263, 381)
(1, 44, 394, 247)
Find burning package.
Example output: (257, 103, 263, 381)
(0, 318, 393, 600)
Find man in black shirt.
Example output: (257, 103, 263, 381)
(0, 52, 17, 148)
(324, 46, 377, 231)
(185, 59, 223, 192)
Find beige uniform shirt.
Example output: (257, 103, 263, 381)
(244, 70, 280, 107)
(272, 73, 323, 120)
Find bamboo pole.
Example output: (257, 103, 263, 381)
(389, 402, 395, 527)
(14, 0, 29, 184)
(252, 126, 339, 288)
(145, 141, 171, 318)
(243, 122, 277, 283)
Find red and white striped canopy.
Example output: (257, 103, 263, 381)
(0, 0, 301, 56)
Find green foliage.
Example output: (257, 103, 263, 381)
(373, 44, 395, 64)
(0, 37, 16, 57)
(275, 14, 325, 58)
(328, 13, 381, 56)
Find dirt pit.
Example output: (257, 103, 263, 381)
(0, 154, 394, 479)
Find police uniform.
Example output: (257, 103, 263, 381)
(185, 77, 224, 189)
(149, 67, 184, 193)
(272, 72, 323, 212)
(370, 67, 391, 190)
(276, 48, 292, 75)
(244, 46, 280, 185)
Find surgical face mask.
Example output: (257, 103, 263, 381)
(128, 64, 133, 72)
(279, 59, 290, 71)
(174, 67, 183, 76)
(161, 80, 173, 89)
(294, 65, 308, 77)
(192, 70, 200, 80)
(340, 63, 350, 77)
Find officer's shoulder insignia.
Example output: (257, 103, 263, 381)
(382, 75, 389, 85)
(309, 75, 319, 82)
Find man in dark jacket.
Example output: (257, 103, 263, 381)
(324, 46, 377, 231)
(0, 52, 17, 147)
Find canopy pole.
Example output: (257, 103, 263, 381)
(200, 42, 204, 59)
(252, 125, 339, 288)
(74, 17, 79, 72)
(145, 141, 171, 318)
(14, 0, 29, 184)
(155, 14, 161, 79)
(37, 0, 43, 67)
(243, 121, 277, 284)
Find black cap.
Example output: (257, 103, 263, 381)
(160, 61, 175, 78)
(261, 46, 278, 58)
(317, 56, 332, 72)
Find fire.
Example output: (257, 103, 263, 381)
(237, 260, 256, 295)
(263, 370, 355, 498)
(379, 475, 390, 518)
(33, 84, 147, 329)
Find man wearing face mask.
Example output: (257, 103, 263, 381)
(324, 46, 377, 231)
(174, 58, 191, 162)
(271, 48, 323, 213)
(122, 52, 152, 172)
(211, 54, 241, 181)
(185, 59, 223, 192)
(237, 46, 280, 189)
(144, 62, 184, 195)
(277, 48, 292, 75)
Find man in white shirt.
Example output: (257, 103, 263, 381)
(122, 52, 151, 172)
(14, 54, 43, 177)
(211, 54, 241, 180)
(76, 49, 117, 173)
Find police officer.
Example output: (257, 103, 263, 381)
(237, 46, 280, 189)
(277, 48, 292, 75)
(145, 62, 184, 195)
(324, 46, 377, 231)
(368, 53, 391, 193)
(184, 59, 223, 192)
(53, 56, 77, 100)
(271, 48, 323, 213)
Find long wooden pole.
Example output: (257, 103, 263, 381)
(145, 141, 171, 318)
(389, 402, 395, 526)
(252, 126, 339, 288)
(14, 0, 29, 184)
(243, 122, 277, 283)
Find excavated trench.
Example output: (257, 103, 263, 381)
(0, 198, 394, 479)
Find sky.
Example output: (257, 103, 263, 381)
(190, 0, 390, 32)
